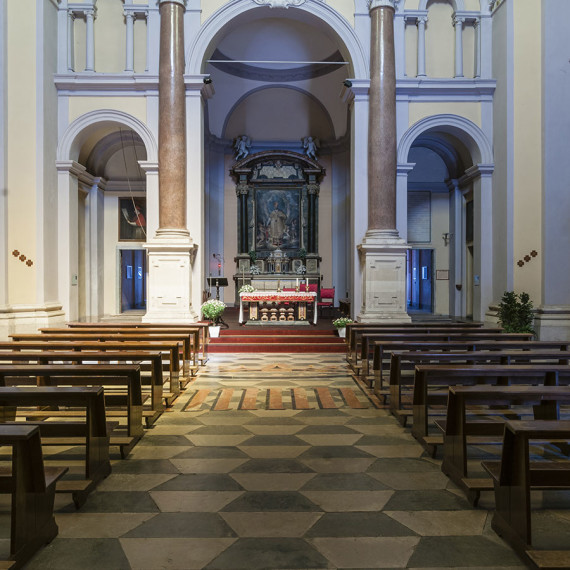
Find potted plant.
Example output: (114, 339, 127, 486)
(201, 299, 226, 337)
(496, 291, 535, 335)
(333, 317, 353, 338)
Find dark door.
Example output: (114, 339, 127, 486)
(407, 248, 433, 312)
(120, 250, 146, 312)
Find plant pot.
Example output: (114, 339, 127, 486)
(337, 327, 346, 338)
(209, 325, 221, 338)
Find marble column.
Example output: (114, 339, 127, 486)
(143, 0, 197, 323)
(357, 0, 410, 323)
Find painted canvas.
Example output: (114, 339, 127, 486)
(255, 188, 300, 251)
(119, 198, 147, 241)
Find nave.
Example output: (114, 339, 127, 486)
(11, 352, 552, 570)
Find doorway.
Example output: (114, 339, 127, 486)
(407, 249, 434, 313)
(120, 249, 146, 312)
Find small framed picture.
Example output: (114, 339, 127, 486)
(119, 198, 146, 241)
(436, 269, 449, 280)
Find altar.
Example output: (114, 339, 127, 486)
(239, 291, 317, 325)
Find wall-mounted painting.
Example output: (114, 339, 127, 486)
(255, 188, 300, 252)
(119, 198, 146, 241)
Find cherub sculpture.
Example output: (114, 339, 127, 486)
(302, 136, 320, 161)
(234, 135, 251, 161)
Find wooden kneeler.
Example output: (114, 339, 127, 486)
(0, 425, 67, 569)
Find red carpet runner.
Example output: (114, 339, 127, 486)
(208, 328, 346, 353)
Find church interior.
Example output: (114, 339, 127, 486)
(0, 0, 569, 568)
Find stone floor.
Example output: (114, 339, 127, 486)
(11, 353, 566, 569)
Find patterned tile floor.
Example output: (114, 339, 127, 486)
(14, 353, 566, 569)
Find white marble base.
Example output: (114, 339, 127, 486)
(0, 303, 66, 340)
(357, 231, 411, 323)
(533, 305, 570, 341)
(143, 229, 198, 323)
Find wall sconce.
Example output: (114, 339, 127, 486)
(442, 232, 453, 246)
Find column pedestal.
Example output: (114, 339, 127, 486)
(534, 306, 570, 341)
(143, 229, 197, 323)
(358, 230, 410, 323)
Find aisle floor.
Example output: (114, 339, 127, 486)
(21, 354, 547, 569)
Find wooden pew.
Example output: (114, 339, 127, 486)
(411, 364, 570, 447)
(0, 340, 182, 396)
(0, 364, 143, 456)
(345, 322, 486, 367)
(66, 321, 210, 366)
(482, 420, 570, 568)
(441, 385, 570, 506)
(0, 386, 110, 508)
(373, 339, 570, 394)
(0, 350, 167, 423)
(19, 329, 196, 379)
(358, 331, 533, 379)
(387, 350, 570, 413)
(36, 327, 200, 377)
(0, 424, 67, 568)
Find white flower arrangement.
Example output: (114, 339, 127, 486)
(250, 265, 261, 275)
(295, 264, 307, 275)
(239, 284, 255, 293)
(333, 317, 353, 329)
(201, 299, 226, 323)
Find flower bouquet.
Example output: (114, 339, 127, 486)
(201, 299, 226, 325)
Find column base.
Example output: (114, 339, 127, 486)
(357, 232, 411, 323)
(0, 303, 66, 340)
(143, 229, 199, 324)
(533, 305, 570, 341)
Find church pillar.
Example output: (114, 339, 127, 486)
(357, 0, 410, 323)
(143, 0, 197, 323)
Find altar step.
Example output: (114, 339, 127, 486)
(209, 329, 346, 353)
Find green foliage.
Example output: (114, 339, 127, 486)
(333, 317, 353, 329)
(248, 250, 257, 263)
(497, 291, 535, 335)
(201, 299, 226, 324)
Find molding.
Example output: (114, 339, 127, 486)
(57, 109, 159, 164)
(0, 302, 64, 314)
(252, 0, 307, 7)
(340, 78, 370, 104)
(398, 113, 494, 165)
(184, 74, 215, 99)
(54, 73, 159, 93)
(158, 0, 187, 6)
(396, 78, 496, 101)
(187, 0, 368, 79)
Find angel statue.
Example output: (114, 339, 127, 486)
(302, 136, 320, 161)
(234, 135, 251, 161)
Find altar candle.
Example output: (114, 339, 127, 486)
(296, 278, 298, 287)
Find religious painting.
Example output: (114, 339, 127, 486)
(254, 188, 300, 252)
(119, 198, 147, 241)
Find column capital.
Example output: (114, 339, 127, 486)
(159, 0, 186, 7)
(235, 182, 250, 197)
(306, 183, 320, 196)
(452, 14, 465, 26)
(368, 0, 396, 11)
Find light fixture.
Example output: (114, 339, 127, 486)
(203, 76, 212, 84)
(343, 79, 352, 88)
(442, 232, 453, 246)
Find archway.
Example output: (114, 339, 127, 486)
(398, 114, 494, 320)
(57, 110, 157, 320)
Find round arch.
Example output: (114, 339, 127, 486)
(221, 84, 336, 140)
(57, 109, 158, 164)
(186, 0, 369, 79)
(398, 114, 493, 166)
(417, 0, 466, 11)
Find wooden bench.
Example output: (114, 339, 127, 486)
(0, 424, 67, 568)
(440, 385, 570, 506)
(482, 420, 570, 568)
(373, 339, 570, 394)
(411, 364, 570, 448)
(387, 350, 570, 413)
(358, 331, 533, 379)
(345, 321, 485, 365)
(20, 329, 196, 379)
(0, 350, 167, 421)
(0, 340, 182, 396)
(0, 386, 110, 508)
(38, 326, 201, 377)
(0, 363, 143, 456)
(66, 321, 210, 366)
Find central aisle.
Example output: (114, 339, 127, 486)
(27, 354, 525, 569)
